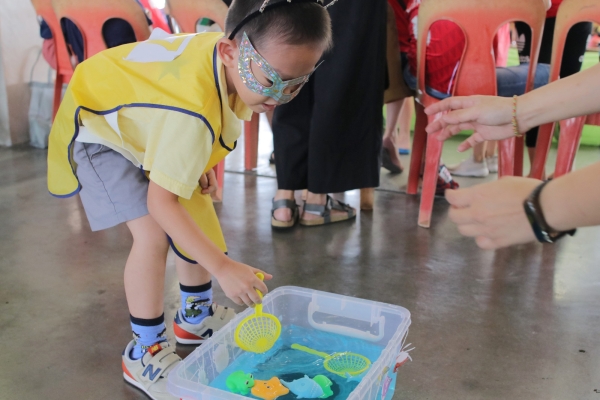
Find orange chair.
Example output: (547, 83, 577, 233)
(51, 0, 150, 59)
(530, 0, 600, 179)
(31, 0, 74, 120)
(408, 0, 546, 228)
(166, 0, 228, 32)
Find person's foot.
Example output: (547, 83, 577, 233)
(382, 137, 403, 173)
(301, 193, 356, 223)
(122, 340, 181, 400)
(436, 164, 460, 196)
(448, 157, 489, 177)
(397, 132, 412, 154)
(272, 190, 295, 222)
(485, 155, 498, 174)
(173, 304, 235, 345)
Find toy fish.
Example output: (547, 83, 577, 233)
(281, 375, 324, 398)
(226, 371, 254, 395)
(312, 375, 333, 398)
(251, 377, 290, 400)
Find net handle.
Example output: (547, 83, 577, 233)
(291, 343, 330, 359)
(254, 273, 265, 316)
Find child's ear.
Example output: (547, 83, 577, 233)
(217, 38, 237, 68)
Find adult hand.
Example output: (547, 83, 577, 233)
(425, 96, 515, 151)
(199, 169, 218, 194)
(446, 177, 541, 249)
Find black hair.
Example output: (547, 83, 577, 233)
(225, 0, 332, 52)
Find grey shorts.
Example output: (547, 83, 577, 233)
(73, 142, 149, 231)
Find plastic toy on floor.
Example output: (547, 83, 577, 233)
(281, 374, 333, 399)
(251, 377, 290, 400)
(226, 371, 255, 395)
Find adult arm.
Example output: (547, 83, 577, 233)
(147, 181, 271, 306)
(446, 161, 600, 249)
(424, 63, 600, 151)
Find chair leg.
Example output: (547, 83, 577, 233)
(211, 161, 225, 203)
(407, 102, 427, 195)
(498, 137, 515, 177)
(52, 73, 63, 122)
(360, 188, 375, 210)
(417, 123, 443, 228)
(530, 122, 555, 179)
(514, 136, 524, 177)
(244, 113, 259, 171)
(554, 116, 585, 178)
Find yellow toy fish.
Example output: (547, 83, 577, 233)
(251, 377, 290, 400)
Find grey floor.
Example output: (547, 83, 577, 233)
(2, 125, 600, 399)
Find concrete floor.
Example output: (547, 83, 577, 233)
(2, 133, 600, 399)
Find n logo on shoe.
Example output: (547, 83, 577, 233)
(142, 364, 162, 381)
(202, 329, 213, 338)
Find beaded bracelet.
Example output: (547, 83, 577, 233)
(512, 95, 523, 138)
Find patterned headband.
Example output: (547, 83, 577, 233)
(228, 0, 340, 40)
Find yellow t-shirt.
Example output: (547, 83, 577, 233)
(47, 31, 252, 258)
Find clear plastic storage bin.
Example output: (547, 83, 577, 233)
(168, 286, 411, 400)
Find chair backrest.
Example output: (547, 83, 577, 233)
(31, 0, 73, 77)
(51, 0, 150, 59)
(549, 0, 600, 81)
(166, 0, 228, 33)
(417, 0, 547, 98)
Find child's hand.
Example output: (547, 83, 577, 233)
(199, 169, 218, 194)
(214, 259, 273, 307)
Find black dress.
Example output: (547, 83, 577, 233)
(272, 0, 387, 193)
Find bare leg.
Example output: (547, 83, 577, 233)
(124, 215, 170, 319)
(397, 97, 414, 151)
(485, 140, 498, 158)
(382, 99, 403, 172)
(175, 257, 211, 287)
(472, 142, 486, 163)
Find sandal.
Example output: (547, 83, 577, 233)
(382, 146, 403, 174)
(300, 195, 356, 226)
(271, 198, 299, 229)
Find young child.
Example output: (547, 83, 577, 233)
(47, 1, 332, 398)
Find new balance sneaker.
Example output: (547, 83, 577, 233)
(486, 155, 498, 173)
(173, 303, 235, 344)
(122, 340, 181, 400)
(448, 156, 489, 177)
(436, 164, 460, 196)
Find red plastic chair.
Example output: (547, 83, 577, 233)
(51, 0, 150, 59)
(166, 0, 228, 32)
(407, 0, 546, 228)
(31, 0, 74, 121)
(530, 0, 600, 179)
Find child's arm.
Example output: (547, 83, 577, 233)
(147, 180, 271, 307)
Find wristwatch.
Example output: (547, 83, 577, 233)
(523, 181, 576, 243)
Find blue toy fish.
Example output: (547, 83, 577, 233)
(281, 375, 324, 398)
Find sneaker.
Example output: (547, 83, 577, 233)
(486, 155, 498, 173)
(122, 340, 181, 400)
(436, 164, 459, 196)
(448, 156, 489, 177)
(173, 303, 235, 344)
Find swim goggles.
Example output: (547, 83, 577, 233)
(238, 32, 322, 104)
